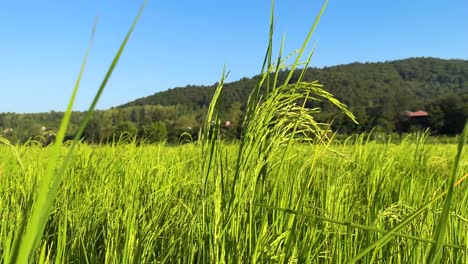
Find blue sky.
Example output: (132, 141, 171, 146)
(0, 0, 467, 113)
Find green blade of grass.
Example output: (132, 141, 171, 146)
(254, 171, 468, 263)
(347, 157, 468, 264)
(254, 201, 467, 251)
(0, 137, 25, 172)
(427, 121, 468, 263)
(283, 0, 328, 86)
(13, 17, 98, 264)
(14, 1, 147, 262)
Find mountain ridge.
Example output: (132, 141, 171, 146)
(1, 57, 467, 143)
(119, 57, 468, 109)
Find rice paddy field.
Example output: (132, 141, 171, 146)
(1, 1, 467, 263)
(0, 135, 467, 263)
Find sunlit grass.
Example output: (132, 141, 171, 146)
(0, 0, 467, 263)
(0, 139, 466, 262)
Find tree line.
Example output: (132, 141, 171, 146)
(0, 104, 241, 144)
(1, 57, 467, 144)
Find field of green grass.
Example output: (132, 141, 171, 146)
(1, 1, 467, 263)
(0, 137, 467, 263)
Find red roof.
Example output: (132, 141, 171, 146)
(405, 110, 429, 117)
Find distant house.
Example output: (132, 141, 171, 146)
(396, 110, 430, 133)
(404, 110, 429, 118)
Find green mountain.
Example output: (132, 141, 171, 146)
(1, 57, 467, 144)
(120, 57, 468, 133)
(123, 57, 467, 108)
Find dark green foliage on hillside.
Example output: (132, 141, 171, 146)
(140, 121, 167, 143)
(1, 58, 467, 144)
(425, 93, 468, 134)
(113, 121, 138, 142)
(120, 57, 468, 134)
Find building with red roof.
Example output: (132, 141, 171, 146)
(404, 110, 429, 118)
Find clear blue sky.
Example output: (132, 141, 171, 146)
(1, 0, 467, 113)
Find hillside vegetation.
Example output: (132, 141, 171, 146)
(121, 57, 468, 132)
(1, 57, 467, 143)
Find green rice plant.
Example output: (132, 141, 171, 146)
(195, 0, 367, 262)
(0, 0, 467, 263)
(347, 124, 468, 263)
(5, 2, 148, 263)
(427, 121, 468, 263)
(0, 126, 466, 262)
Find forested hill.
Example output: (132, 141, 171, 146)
(1, 57, 467, 144)
(120, 57, 468, 133)
(121, 57, 467, 109)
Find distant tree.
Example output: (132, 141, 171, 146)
(426, 104, 445, 132)
(175, 114, 197, 128)
(83, 117, 102, 143)
(141, 121, 167, 143)
(98, 111, 113, 142)
(224, 101, 243, 126)
(426, 93, 468, 134)
(113, 121, 138, 142)
(130, 108, 141, 124)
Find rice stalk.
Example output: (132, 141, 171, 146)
(11, 2, 147, 262)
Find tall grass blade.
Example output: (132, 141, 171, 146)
(283, 0, 328, 86)
(13, 18, 98, 264)
(13, 1, 147, 262)
(427, 121, 468, 263)
(347, 164, 468, 263)
(253, 203, 466, 250)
